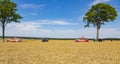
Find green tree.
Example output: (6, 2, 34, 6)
(0, 0, 22, 42)
(83, 3, 117, 41)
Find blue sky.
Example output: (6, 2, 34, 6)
(3, 0, 120, 38)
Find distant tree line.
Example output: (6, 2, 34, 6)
(0, 36, 120, 40)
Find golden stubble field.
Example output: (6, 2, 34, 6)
(0, 39, 119, 64)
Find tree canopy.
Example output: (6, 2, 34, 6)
(83, 3, 117, 41)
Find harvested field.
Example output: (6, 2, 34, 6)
(0, 39, 120, 64)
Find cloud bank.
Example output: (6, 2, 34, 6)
(1, 19, 119, 38)
(20, 4, 46, 9)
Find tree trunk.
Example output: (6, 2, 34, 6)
(2, 23, 5, 42)
(96, 26, 99, 42)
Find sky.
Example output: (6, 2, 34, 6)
(1, 0, 120, 38)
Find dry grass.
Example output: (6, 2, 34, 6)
(0, 39, 119, 64)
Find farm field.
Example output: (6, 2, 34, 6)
(0, 39, 120, 64)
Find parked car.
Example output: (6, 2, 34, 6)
(7, 37, 22, 42)
(41, 38, 49, 42)
(75, 38, 89, 42)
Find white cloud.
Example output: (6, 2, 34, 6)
(5, 25, 96, 38)
(5, 19, 77, 32)
(100, 28, 120, 38)
(16, 24, 39, 31)
(37, 20, 76, 25)
(2, 20, 83, 38)
(22, 20, 77, 25)
(91, 0, 111, 5)
(5, 24, 120, 38)
(6, 22, 40, 32)
(0, 19, 119, 38)
(20, 4, 46, 9)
